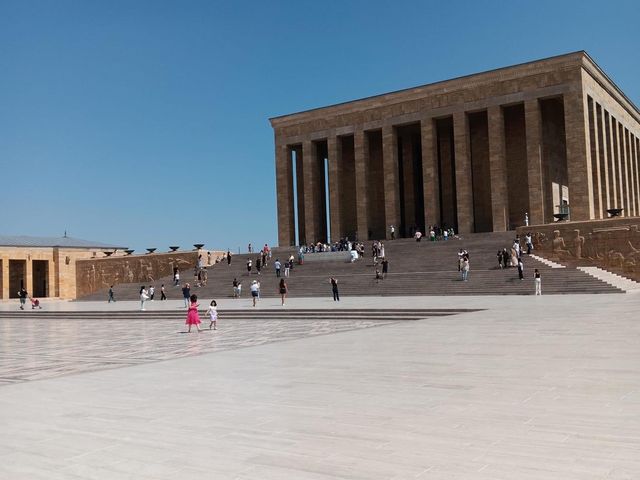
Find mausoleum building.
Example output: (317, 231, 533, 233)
(270, 51, 640, 245)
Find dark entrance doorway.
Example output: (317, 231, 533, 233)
(9, 260, 26, 299)
(33, 260, 49, 297)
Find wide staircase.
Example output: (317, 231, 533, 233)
(79, 232, 622, 301)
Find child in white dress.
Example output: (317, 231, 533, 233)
(207, 300, 218, 330)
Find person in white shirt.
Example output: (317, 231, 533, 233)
(206, 300, 218, 330)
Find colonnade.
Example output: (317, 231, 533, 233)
(275, 93, 636, 246)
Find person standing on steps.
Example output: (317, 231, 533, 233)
(517, 258, 524, 280)
(390, 225, 395, 240)
(246, 259, 252, 275)
(149, 285, 155, 301)
(140, 286, 149, 311)
(461, 256, 470, 281)
(279, 278, 288, 306)
(256, 257, 262, 275)
(227, 250, 232, 265)
(381, 258, 389, 279)
(160, 284, 167, 300)
(274, 259, 281, 277)
(207, 300, 218, 330)
(108, 285, 115, 303)
(534, 269, 542, 295)
(232, 278, 239, 298)
(330, 277, 339, 301)
(173, 267, 180, 286)
(185, 294, 202, 333)
(182, 283, 191, 308)
(284, 259, 291, 277)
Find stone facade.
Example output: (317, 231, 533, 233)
(271, 51, 640, 246)
(0, 239, 225, 300)
(516, 217, 640, 282)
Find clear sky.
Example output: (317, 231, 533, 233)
(1, 0, 639, 252)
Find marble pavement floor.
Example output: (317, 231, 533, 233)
(0, 294, 638, 479)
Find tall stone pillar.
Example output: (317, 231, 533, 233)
(564, 92, 594, 221)
(302, 140, 318, 244)
(327, 135, 341, 242)
(600, 107, 611, 210)
(275, 144, 295, 246)
(382, 125, 401, 238)
(488, 105, 508, 231)
(1, 256, 8, 300)
(354, 130, 369, 241)
(453, 111, 474, 233)
(26, 258, 33, 297)
(525, 99, 545, 225)
(421, 118, 439, 229)
(590, 101, 603, 219)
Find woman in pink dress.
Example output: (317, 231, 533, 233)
(185, 294, 202, 332)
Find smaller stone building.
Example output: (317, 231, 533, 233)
(0, 235, 124, 300)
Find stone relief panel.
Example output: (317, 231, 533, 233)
(517, 218, 640, 282)
(75, 251, 224, 298)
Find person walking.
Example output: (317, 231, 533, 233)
(525, 232, 534, 254)
(140, 286, 149, 311)
(232, 278, 239, 298)
(534, 269, 542, 295)
(207, 300, 218, 330)
(246, 259, 252, 275)
(250, 280, 259, 307)
(108, 285, 115, 303)
(381, 258, 389, 279)
(185, 294, 202, 333)
(390, 225, 395, 240)
(274, 259, 282, 277)
(160, 284, 167, 300)
(182, 283, 191, 308)
(256, 257, 262, 275)
(227, 250, 232, 265)
(279, 278, 288, 306)
(330, 277, 339, 301)
(18, 287, 28, 310)
(173, 268, 180, 286)
(149, 285, 155, 301)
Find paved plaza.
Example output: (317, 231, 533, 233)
(0, 294, 639, 479)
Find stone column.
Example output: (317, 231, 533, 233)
(600, 107, 611, 210)
(525, 99, 545, 224)
(327, 135, 341, 242)
(354, 130, 369, 241)
(421, 118, 439, 229)
(26, 258, 33, 297)
(564, 91, 595, 221)
(614, 120, 625, 214)
(302, 140, 318, 244)
(1, 256, 8, 299)
(488, 105, 508, 231)
(590, 100, 603, 219)
(453, 111, 474, 233)
(382, 125, 401, 238)
(275, 144, 295, 246)
(607, 113, 619, 209)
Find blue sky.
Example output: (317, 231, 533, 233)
(1, 0, 639, 252)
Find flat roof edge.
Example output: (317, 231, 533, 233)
(269, 51, 588, 124)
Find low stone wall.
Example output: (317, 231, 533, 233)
(516, 217, 640, 281)
(76, 250, 224, 298)
(301, 251, 353, 263)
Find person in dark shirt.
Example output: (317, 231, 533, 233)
(182, 283, 191, 308)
